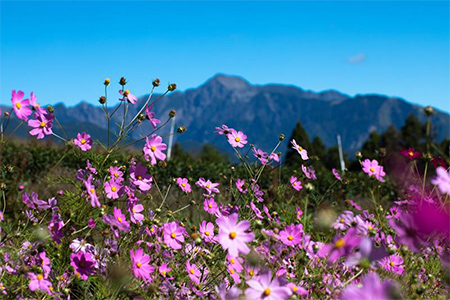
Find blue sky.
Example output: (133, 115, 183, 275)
(1, 1, 449, 112)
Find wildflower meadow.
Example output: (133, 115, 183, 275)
(0, 77, 449, 300)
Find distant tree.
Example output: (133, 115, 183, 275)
(380, 125, 402, 156)
(323, 146, 347, 170)
(311, 136, 327, 161)
(286, 120, 312, 166)
(401, 113, 425, 149)
(200, 144, 229, 164)
(440, 138, 450, 157)
(171, 143, 194, 162)
(361, 131, 380, 159)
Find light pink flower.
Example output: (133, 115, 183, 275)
(217, 213, 254, 257)
(177, 177, 191, 193)
(245, 271, 292, 300)
(163, 221, 186, 250)
(227, 129, 248, 148)
(361, 159, 386, 182)
(290, 176, 302, 191)
(291, 139, 308, 160)
(130, 248, 155, 282)
(144, 134, 167, 165)
(119, 90, 138, 104)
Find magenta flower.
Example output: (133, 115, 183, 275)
(199, 220, 217, 243)
(119, 89, 138, 104)
(177, 177, 192, 193)
(29, 92, 46, 114)
(379, 253, 404, 275)
(227, 129, 248, 148)
(431, 166, 450, 195)
(186, 261, 202, 284)
(236, 179, 247, 194)
(287, 283, 308, 296)
(203, 198, 219, 215)
(291, 139, 308, 160)
(130, 162, 153, 191)
(103, 207, 130, 234)
(145, 105, 161, 129)
(159, 263, 172, 277)
(253, 148, 268, 164)
(28, 112, 54, 139)
(269, 152, 280, 162)
(110, 166, 124, 182)
(431, 156, 448, 169)
(217, 213, 255, 257)
(332, 168, 342, 181)
(318, 228, 361, 262)
(130, 248, 155, 282)
(163, 221, 186, 250)
(74, 132, 92, 151)
(290, 176, 302, 191)
(144, 134, 167, 165)
(28, 273, 52, 295)
(11, 90, 32, 121)
(128, 203, 145, 224)
(400, 148, 422, 161)
(245, 271, 292, 300)
(361, 159, 386, 182)
(70, 251, 96, 280)
(84, 175, 100, 207)
(279, 224, 303, 246)
(104, 179, 122, 199)
(196, 178, 220, 194)
(342, 273, 400, 300)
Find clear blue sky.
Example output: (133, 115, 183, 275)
(1, 1, 449, 112)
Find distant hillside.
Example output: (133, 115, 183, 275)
(2, 74, 449, 156)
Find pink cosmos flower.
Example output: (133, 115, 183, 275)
(341, 273, 399, 300)
(29, 92, 46, 114)
(236, 179, 247, 194)
(253, 148, 268, 164)
(227, 129, 248, 148)
(130, 162, 153, 191)
(11, 90, 32, 121)
(163, 221, 186, 250)
(400, 148, 422, 161)
(302, 165, 316, 180)
(70, 251, 96, 280)
(196, 178, 220, 195)
(130, 248, 155, 282)
(318, 228, 361, 263)
(74, 132, 92, 151)
(361, 159, 386, 182)
(177, 177, 192, 193)
(291, 139, 308, 160)
(159, 263, 172, 277)
(28, 273, 52, 295)
(245, 271, 292, 300)
(144, 134, 167, 165)
(227, 254, 244, 273)
(279, 224, 303, 246)
(199, 220, 216, 243)
(215, 124, 233, 136)
(104, 179, 122, 199)
(290, 176, 302, 191)
(186, 261, 202, 284)
(217, 213, 255, 257)
(38, 252, 51, 275)
(269, 152, 280, 162)
(128, 203, 145, 224)
(103, 207, 130, 234)
(28, 112, 54, 139)
(203, 198, 219, 214)
(84, 175, 100, 207)
(332, 168, 342, 181)
(145, 105, 161, 129)
(119, 90, 138, 104)
(109, 166, 124, 182)
(287, 283, 308, 296)
(379, 253, 404, 275)
(431, 166, 450, 195)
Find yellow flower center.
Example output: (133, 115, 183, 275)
(409, 151, 414, 156)
(334, 238, 345, 249)
(288, 235, 294, 241)
(249, 270, 254, 276)
(132, 208, 136, 213)
(162, 271, 166, 275)
(90, 188, 95, 193)
(230, 269, 235, 274)
(111, 186, 117, 192)
(171, 233, 176, 238)
(206, 184, 210, 188)
(230, 258, 235, 264)
(151, 227, 155, 232)
(42, 260, 45, 265)
(340, 218, 345, 223)
(235, 137, 240, 142)
(181, 183, 186, 187)
(368, 225, 373, 230)
(190, 269, 195, 274)
(370, 167, 375, 172)
(208, 203, 212, 208)
(40, 122, 46, 128)
(75, 272, 81, 278)
(16, 102, 22, 109)
(151, 145, 156, 152)
(292, 286, 298, 292)
(114, 173, 118, 177)
(390, 261, 395, 266)
(264, 288, 271, 296)
(138, 176, 142, 180)
(136, 262, 141, 268)
(229, 232, 237, 239)
(293, 182, 297, 186)
(205, 231, 210, 236)
(80, 139, 86, 144)
(37, 274, 44, 280)
(117, 217, 123, 223)
(298, 146, 303, 151)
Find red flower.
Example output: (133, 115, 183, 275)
(399, 148, 422, 161)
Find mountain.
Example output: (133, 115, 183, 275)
(2, 74, 449, 156)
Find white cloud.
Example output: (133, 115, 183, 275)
(347, 53, 366, 65)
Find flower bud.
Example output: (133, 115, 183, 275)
(379, 147, 386, 158)
(99, 96, 106, 104)
(152, 78, 160, 87)
(168, 83, 177, 92)
(47, 105, 54, 114)
(138, 113, 145, 121)
(355, 151, 362, 160)
(424, 105, 434, 116)
(119, 77, 127, 86)
(177, 126, 187, 134)
(4, 111, 9, 117)
(104, 78, 110, 86)
(169, 110, 176, 118)
(279, 134, 285, 141)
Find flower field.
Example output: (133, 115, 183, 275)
(0, 78, 449, 300)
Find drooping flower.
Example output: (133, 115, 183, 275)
(245, 270, 292, 300)
(70, 251, 96, 280)
(227, 129, 248, 148)
(400, 148, 422, 161)
(431, 166, 450, 195)
(279, 224, 303, 246)
(74, 132, 92, 151)
(361, 159, 386, 182)
(217, 213, 255, 257)
(145, 105, 161, 129)
(203, 198, 219, 214)
(11, 90, 32, 121)
(253, 148, 268, 164)
(163, 221, 186, 250)
(28, 112, 54, 139)
(130, 248, 155, 282)
(236, 179, 247, 194)
(302, 164, 317, 180)
(332, 168, 342, 181)
(291, 139, 308, 160)
(290, 176, 302, 191)
(130, 162, 153, 192)
(341, 273, 401, 300)
(199, 220, 216, 243)
(29, 92, 46, 114)
(28, 273, 52, 295)
(269, 152, 280, 162)
(119, 89, 138, 104)
(318, 228, 361, 262)
(143, 134, 167, 165)
(379, 253, 404, 275)
(176, 177, 192, 193)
